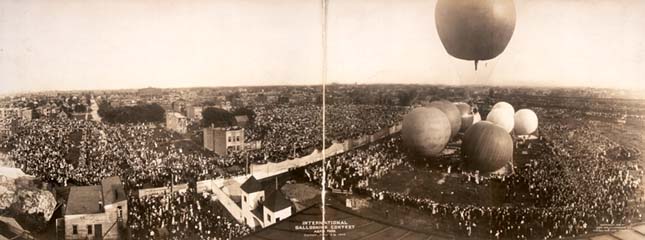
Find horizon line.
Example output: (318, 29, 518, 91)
(2, 82, 644, 97)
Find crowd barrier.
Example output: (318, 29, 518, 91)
(210, 177, 244, 222)
(137, 183, 188, 197)
(196, 179, 214, 193)
(135, 123, 402, 198)
(249, 122, 402, 180)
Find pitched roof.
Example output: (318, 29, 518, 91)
(240, 176, 263, 193)
(101, 176, 126, 205)
(0, 216, 23, 232)
(235, 115, 249, 122)
(242, 203, 441, 240)
(263, 190, 291, 212)
(65, 185, 103, 215)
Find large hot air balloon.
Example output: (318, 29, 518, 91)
(427, 100, 461, 138)
(402, 107, 452, 157)
(486, 109, 514, 133)
(454, 102, 474, 132)
(462, 121, 513, 173)
(491, 101, 515, 116)
(514, 109, 538, 135)
(435, 0, 516, 70)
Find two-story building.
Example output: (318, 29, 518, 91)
(203, 126, 245, 156)
(239, 176, 292, 229)
(63, 176, 127, 240)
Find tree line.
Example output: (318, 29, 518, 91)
(98, 102, 165, 124)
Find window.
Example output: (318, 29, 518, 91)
(228, 136, 231, 142)
(243, 196, 246, 202)
(87, 225, 92, 235)
(276, 217, 281, 222)
(236, 136, 240, 142)
(72, 225, 78, 235)
(267, 214, 271, 222)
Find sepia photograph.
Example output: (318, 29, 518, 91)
(1, 0, 645, 239)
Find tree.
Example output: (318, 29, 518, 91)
(256, 94, 267, 103)
(202, 107, 237, 128)
(98, 102, 165, 124)
(398, 89, 419, 106)
(278, 95, 290, 104)
(74, 104, 87, 113)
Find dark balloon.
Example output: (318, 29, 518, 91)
(402, 107, 452, 157)
(462, 121, 513, 173)
(435, 0, 516, 68)
(427, 100, 462, 138)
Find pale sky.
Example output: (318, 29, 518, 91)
(1, 0, 644, 94)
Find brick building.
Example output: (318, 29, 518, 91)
(203, 126, 244, 156)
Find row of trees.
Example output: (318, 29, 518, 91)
(98, 102, 165, 124)
(201, 107, 255, 128)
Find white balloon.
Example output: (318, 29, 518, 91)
(514, 109, 539, 135)
(486, 109, 514, 133)
(492, 102, 515, 116)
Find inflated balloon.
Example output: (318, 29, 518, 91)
(454, 102, 474, 132)
(462, 121, 513, 173)
(486, 109, 514, 133)
(435, 0, 516, 70)
(427, 100, 462, 138)
(491, 101, 515, 116)
(514, 109, 538, 135)
(402, 107, 452, 157)
(473, 112, 482, 124)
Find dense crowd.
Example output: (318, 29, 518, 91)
(4, 118, 244, 188)
(305, 136, 408, 191)
(129, 188, 250, 239)
(304, 114, 643, 239)
(245, 104, 407, 161)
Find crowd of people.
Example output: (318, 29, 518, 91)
(4, 118, 244, 189)
(305, 136, 408, 191)
(244, 104, 407, 161)
(302, 108, 643, 239)
(4, 94, 644, 239)
(129, 188, 250, 239)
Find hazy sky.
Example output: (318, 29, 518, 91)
(1, 0, 644, 94)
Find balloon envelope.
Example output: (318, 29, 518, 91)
(486, 109, 514, 133)
(435, 0, 516, 63)
(473, 112, 482, 124)
(462, 121, 513, 173)
(427, 100, 462, 138)
(402, 107, 452, 157)
(454, 102, 474, 132)
(491, 101, 515, 116)
(514, 109, 539, 135)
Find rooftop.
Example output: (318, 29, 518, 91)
(101, 176, 126, 205)
(65, 185, 103, 215)
(264, 190, 291, 212)
(240, 176, 263, 193)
